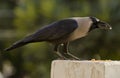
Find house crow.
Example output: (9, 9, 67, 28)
(5, 17, 112, 60)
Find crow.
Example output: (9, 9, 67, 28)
(5, 17, 112, 60)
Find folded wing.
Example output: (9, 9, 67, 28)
(5, 19, 78, 51)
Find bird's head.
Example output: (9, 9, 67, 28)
(89, 17, 112, 31)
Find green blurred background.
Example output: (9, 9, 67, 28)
(0, 0, 120, 78)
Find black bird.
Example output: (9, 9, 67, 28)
(5, 17, 112, 60)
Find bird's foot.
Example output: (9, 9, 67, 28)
(54, 51, 80, 60)
(56, 57, 68, 60)
(64, 52, 80, 60)
(54, 51, 68, 60)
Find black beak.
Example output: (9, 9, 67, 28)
(98, 21, 112, 30)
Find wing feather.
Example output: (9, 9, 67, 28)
(23, 19, 78, 42)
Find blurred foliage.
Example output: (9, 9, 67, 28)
(0, 0, 120, 78)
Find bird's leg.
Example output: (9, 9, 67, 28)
(63, 42, 80, 60)
(54, 44, 67, 60)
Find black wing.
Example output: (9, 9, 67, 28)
(5, 19, 78, 51)
(24, 19, 78, 42)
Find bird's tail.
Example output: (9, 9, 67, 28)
(4, 40, 29, 51)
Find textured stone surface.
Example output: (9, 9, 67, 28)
(51, 60, 120, 78)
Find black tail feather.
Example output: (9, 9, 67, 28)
(4, 41, 28, 51)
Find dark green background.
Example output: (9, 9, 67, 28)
(0, 0, 120, 78)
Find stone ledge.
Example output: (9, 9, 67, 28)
(51, 60, 120, 78)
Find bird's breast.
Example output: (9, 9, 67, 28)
(68, 17, 92, 41)
(68, 28, 87, 41)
